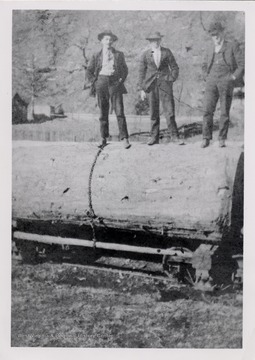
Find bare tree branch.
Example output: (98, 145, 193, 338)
(200, 12, 207, 32)
(67, 67, 83, 74)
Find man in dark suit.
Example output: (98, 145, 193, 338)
(201, 21, 244, 148)
(138, 31, 179, 145)
(86, 30, 131, 149)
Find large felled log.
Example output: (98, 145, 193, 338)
(12, 141, 243, 242)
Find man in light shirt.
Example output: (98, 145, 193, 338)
(86, 30, 130, 149)
(201, 21, 244, 148)
(138, 31, 179, 145)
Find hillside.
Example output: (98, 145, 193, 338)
(12, 10, 245, 116)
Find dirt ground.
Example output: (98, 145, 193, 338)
(11, 256, 242, 348)
(12, 96, 244, 143)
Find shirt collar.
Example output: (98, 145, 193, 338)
(153, 46, 161, 52)
(102, 46, 115, 52)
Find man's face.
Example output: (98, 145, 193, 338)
(149, 39, 161, 50)
(211, 32, 224, 46)
(101, 35, 114, 49)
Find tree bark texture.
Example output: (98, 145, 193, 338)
(12, 141, 243, 242)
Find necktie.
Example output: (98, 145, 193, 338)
(107, 50, 113, 61)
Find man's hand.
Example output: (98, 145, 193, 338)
(140, 90, 146, 101)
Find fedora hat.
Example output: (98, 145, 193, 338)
(208, 21, 225, 35)
(146, 31, 164, 40)
(98, 30, 118, 42)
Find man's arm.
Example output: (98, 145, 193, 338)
(167, 49, 179, 82)
(86, 53, 96, 83)
(232, 41, 245, 81)
(119, 52, 128, 83)
(202, 50, 209, 78)
(138, 52, 147, 90)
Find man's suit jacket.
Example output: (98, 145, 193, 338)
(138, 46, 179, 93)
(202, 40, 244, 87)
(86, 47, 128, 97)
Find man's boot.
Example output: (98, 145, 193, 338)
(219, 139, 226, 148)
(122, 138, 131, 149)
(147, 138, 159, 146)
(98, 138, 107, 148)
(201, 139, 210, 148)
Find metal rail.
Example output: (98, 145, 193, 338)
(13, 231, 193, 259)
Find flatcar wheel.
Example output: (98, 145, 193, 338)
(162, 247, 194, 283)
(162, 256, 189, 283)
(17, 240, 39, 264)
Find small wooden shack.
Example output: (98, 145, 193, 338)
(27, 99, 65, 122)
(27, 100, 52, 122)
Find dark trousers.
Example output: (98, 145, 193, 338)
(149, 80, 178, 141)
(202, 77, 234, 140)
(95, 75, 129, 140)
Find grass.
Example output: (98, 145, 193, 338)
(11, 260, 242, 348)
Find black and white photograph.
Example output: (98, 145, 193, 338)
(1, 1, 255, 358)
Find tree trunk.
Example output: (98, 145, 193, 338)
(12, 141, 243, 242)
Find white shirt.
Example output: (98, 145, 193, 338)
(152, 47, 161, 68)
(99, 49, 115, 76)
(214, 39, 224, 54)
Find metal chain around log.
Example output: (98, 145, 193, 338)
(87, 144, 106, 248)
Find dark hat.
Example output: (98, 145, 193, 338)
(208, 21, 225, 35)
(98, 30, 118, 42)
(146, 31, 164, 40)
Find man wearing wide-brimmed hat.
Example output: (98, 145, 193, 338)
(201, 21, 244, 148)
(86, 30, 131, 149)
(138, 31, 179, 145)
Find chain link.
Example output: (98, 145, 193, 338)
(87, 144, 106, 248)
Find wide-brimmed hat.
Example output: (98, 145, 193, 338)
(146, 31, 164, 40)
(208, 21, 225, 35)
(98, 30, 118, 42)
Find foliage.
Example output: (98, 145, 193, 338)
(12, 10, 245, 115)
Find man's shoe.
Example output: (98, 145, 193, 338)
(219, 139, 226, 148)
(201, 139, 210, 148)
(171, 135, 179, 141)
(171, 136, 184, 145)
(147, 138, 159, 146)
(122, 138, 131, 149)
(98, 138, 107, 148)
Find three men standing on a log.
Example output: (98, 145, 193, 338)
(86, 22, 244, 148)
